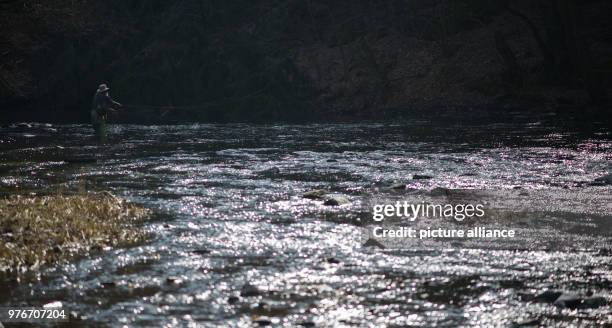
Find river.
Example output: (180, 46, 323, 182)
(0, 110, 611, 327)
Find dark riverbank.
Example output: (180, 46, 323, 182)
(1, 0, 611, 122)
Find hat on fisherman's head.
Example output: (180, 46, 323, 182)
(97, 83, 110, 93)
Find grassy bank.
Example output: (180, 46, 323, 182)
(0, 192, 148, 272)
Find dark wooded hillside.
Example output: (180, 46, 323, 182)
(1, 0, 611, 122)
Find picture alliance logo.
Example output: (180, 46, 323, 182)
(372, 201, 486, 222)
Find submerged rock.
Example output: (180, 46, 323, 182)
(240, 283, 262, 297)
(254, 316, 272, 326)
(363, 238, 385, 249)
(101, 281, 117, 288)
(64, 156, 97, 164)
(166, 276, 183, 285)
(253, 301, 292, 317)
(429, 187, 451, 196)
(581, 296, 607, 308)
(326, 257, 341, 264)
(11, 123, 56, 133)
(191, 249, 211, 255)
(258, 167, 280, 176)
(42, 301, 63, 308)
(14, 122, 32, 129)
(534, 290, 562, 303)
(303, 189, 327, 199)
(513, 318, 540, 326)
(323, 195, 349, 206)
(412, 174, 433, 180)
(553, 293, 607, 309)
(389, 183, 406, 190)
(593, 173, 612, 185)
(597, 248, 612, 256)
(536, 290, 607, 309)
(228, 296, 240, 304)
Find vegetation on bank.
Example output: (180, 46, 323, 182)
(0, 192, 148, 272)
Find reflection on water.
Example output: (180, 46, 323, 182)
(0, 111, 611, 326)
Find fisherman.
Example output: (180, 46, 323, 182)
(91, 83, 122, 143)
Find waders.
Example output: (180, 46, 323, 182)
(91, 110, 107, 144)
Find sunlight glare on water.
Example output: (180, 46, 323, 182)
(0, 112, 610, 326)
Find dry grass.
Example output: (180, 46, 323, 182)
(0, 192, 148, 272)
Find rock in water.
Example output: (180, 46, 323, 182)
(326, 257, 341, 264)
(240, 283, 261, 297)
(303, 189, 327, 199)
(15, 122, 32, 129)
(254, 316, 272, 326)
(553, 293, 607, 309)
(534, 290, 562, 303)
(412, 174, 433, 180)
(191, 249, 211, 255)
(259, 167, 280, 176)
(323, 195, 349, 206)
(363, 238, 386, 249)
(513, 318, 540, 326)
(101, 281, 117, 288)
(43, 301, 63, 308)
(389, 183, 406, 190)
(593, 173, 612, 185)
(64, 156, 97, 163)
(166, 276, 183, 285)
(429, 187, 451, 196)
(553, 293, 582, 308)
(582, 296, 607, 308)
(227, 296, 240, 304)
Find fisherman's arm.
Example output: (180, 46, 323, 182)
(104, 95, 123, 109)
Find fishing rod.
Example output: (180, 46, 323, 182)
(121, 104, 199, 111)
(119, 84, 271, 112)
